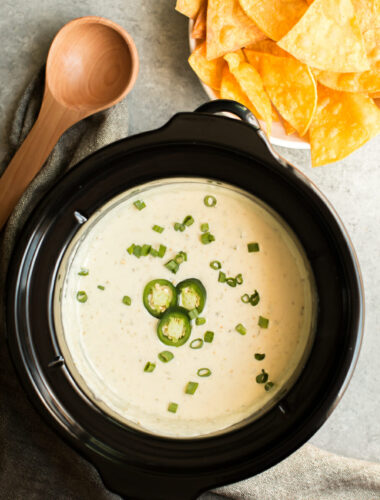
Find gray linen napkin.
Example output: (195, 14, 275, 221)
(1, 71, 380, 500)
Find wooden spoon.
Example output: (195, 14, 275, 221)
(0, 16, 138, 230)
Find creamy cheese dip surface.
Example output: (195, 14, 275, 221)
(56, 178, 316, 438)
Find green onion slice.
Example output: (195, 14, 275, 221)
(190, 338, 204, 349)
(158, 244, 167, 258)
(183, 215, 194, 226)
(265, 381, 275, 391)
(241, 294, 250, 303)
(235, 323, 247, 335)
(127, 244, 135, 255)
(122, 295, 132, 305)
(152, 225, 164, 233)
(204, 195, 217, 207)
(195, 317, 206, 325)
(185, 381, 199, 395)
(197, 368, 211, 377)
(256, 369, 269, 384)
(258, 316, 269, 328)
(200, 223, 209, 233)
(133, 245, 142, 258)
(226, 277, 237, 287)
(76, 291, 88, 303)
(158, 351, 174, 363)
(248, 242, 260, 252)
(150, 248, 159, 257)
(210, 260, 221, 270)
(255, 353, 266, 360)
(235, 273, 243, 285)
(174, 222, 186, 232)
(144, 362, 155, 372)
(165, 259, 179, 274)
(204, 331, 214, 343)
(174, 251, 187, 264)
(201, 232, 215, 244)
(250, 290, 260, 306)
(218, 271, 226, 283)
(97, 285, 105, 290)
(141, 244, 151, 256)
(133, 200, 146, 210)
(168, 402, 178, 413)
(78, 268, 89, 276)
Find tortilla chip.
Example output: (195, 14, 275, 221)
(189, 42, 226, 89)
(313, 61, 380, 93)
(278, 0, 370, 72)
(206, 0, 266, 60)
(220, 66, 261, 114)
(176, 0, 203, 18)
(309, 84, 380, 166)
(255, 52, 317, 135)
(370, 91, 380, 98)
(224, 51, 272, 134)
(192, 2, 207, 39)
(245, 39, 290, 57)
(282, 118, 296, 135)
(352, 0, 379, 60)
(239, 0, 308, 41)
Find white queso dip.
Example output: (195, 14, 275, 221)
(55, 178, 316, 437)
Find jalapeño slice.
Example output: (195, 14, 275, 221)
(157, 306, 192, 347)
(176, 278, 206, 315)
(143, 279, 177, 318)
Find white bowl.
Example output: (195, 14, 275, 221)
(188, 22, 310, 150)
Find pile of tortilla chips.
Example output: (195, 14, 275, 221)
(177, 0, 380, 166)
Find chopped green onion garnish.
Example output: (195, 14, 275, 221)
(248, 242, 260, 252)
(204, 195, 217, 207)
(197, 368, 211, 377)
(189, 308, 199, 320)
(158, 351, 174, 363)
(158, 244, 167, 258)
(255, 353, 266, 361)
(122, 295, 132, 306)
(256, 369, 269, 384)
(258, 316, 269, 328)
(235, 323, 247, 335)
(127, 244, 135, 255)
(165, 259, 179, 274)
(78, 268, 89, 276)
(141, 244, 151, 256)
(150, 248, 159, 257)
(144, 361, 155, 372)
(201, 232, 215, 244)
(265, 381, 274, 391)
(183, 215, 194, 227)
(241, 294, 250, 303)
(195, 317, 206, 325)
(133, 200, 146, 210)
(152, 225, 164, 233)
(218, 271, 226, 283)
(210, 260, 221, 270)
(168, 402, 178, 413)
(250, 290, 260, 306)
(236, 273, 243, 285)
(190, 338, 204, 349)
(226, 277, 237, 287)
(133, 245, 142, 258)
(174, 251, 187, 264)
(174, 222, 186, 232)
(200, 223, 209, 233)
(185, 381, 199, 395)
(97, 285, 105, 290)
(204, 331, 214, 343)
(76, 291, 88, 303)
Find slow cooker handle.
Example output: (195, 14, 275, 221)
(196, 99, 261, 130)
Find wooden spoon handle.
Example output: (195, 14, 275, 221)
(0, 89, 80, 230)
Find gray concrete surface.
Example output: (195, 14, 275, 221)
(1, 0, 379, 486)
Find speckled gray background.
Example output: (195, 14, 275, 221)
(1, 0, 379, 486)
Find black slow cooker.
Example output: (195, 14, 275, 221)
(6, 100, 363, 499)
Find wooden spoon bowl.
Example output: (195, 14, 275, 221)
(0, 16, 139, 230)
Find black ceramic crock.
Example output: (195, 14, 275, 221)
(6, 100, 364, 500)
